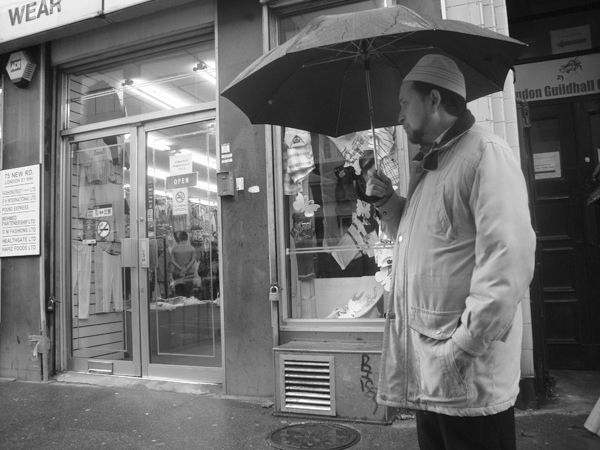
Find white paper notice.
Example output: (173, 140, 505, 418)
(534, 152, 562, 179)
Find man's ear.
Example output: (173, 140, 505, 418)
(429, 89, 442, 112)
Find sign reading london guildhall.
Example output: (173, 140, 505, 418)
(515, 54, 600, 101)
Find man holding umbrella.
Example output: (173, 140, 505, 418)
(366, 54, 536, 450)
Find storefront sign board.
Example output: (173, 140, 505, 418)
(0, 0, 102, 44)
(0, 164, 40, 257)
(515, 53, 600, 102)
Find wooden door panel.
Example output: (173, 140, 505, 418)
(536, 197, 572, 238)
(530, 101, 595, 369)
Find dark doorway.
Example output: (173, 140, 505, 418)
(529, 96, 600, 370)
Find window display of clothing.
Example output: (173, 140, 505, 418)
(77, 140, 125, 242)
(95, 247, 124, 313)
(283, 128, 315, 195)
(72, 241, 93, 319)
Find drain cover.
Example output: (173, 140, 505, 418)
(267, 423, 361, 450)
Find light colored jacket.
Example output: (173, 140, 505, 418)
(376, 122, 536, 416)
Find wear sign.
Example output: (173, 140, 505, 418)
(515, 53, 600, 102)
(0, 164, 40, 257)
(0, 0, 102, 44)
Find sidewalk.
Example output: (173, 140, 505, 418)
(0, 370, 598, 450)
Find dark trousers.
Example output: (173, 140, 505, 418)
(416, 407, 516, 450)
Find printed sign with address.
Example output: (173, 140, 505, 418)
(0, 164, 41, 257)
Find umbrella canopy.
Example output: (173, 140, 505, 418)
(221, 5, 526, 137)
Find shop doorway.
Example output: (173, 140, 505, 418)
(66, 112, 222, 383)
(529, 97, 600, 370)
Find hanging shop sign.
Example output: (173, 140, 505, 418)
(166, 172, 198, 190)
(0, 0, 102, 44)
(169, 153, 193, 176)
(0, 164, 41, 257)
(515, 53, 600, 102)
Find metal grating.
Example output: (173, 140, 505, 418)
(280, 355, 335, 416)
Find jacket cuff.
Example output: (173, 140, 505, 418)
(452, 324, 492, 357)
(375, 192, 405, 221)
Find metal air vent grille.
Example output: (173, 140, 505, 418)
(279, 354, 335, 416)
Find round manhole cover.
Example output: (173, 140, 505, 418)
(267, 422, 361, 450)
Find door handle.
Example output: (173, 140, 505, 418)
(121, 238, 137, 267)
(140, 238, 149, 268)
(148, 239, 158, 268)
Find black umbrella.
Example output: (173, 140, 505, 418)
(221, 5, 526, 139)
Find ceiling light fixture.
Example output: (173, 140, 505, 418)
(193, 62, 216, 84)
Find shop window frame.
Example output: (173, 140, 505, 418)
(266, 0, 399, 332)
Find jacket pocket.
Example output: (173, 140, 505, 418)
(435, 185, 458, 243)
(409, 308, 468, 400)
(409, 306, 462, 340)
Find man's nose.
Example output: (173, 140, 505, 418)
(397, 111, 405, 125)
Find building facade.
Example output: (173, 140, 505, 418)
(0, 0, 598, 422)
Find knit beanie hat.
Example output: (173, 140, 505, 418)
(404, 55, 466, 100)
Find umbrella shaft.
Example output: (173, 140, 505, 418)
(363, 59, 379, 172)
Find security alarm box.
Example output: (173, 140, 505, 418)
(217, 171, 235, 196)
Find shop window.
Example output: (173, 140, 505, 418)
(66, 42, 216, 128)
(274, 1, 408, 322)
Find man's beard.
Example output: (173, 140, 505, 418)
(404, 116, 430, 146)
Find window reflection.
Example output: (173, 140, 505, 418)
(284, 128, 405, 320)
(67, 42, 216, 128)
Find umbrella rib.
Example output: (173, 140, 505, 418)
(334, 58, 353, 137)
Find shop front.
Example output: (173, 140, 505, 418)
(55, 4, 221, 383)
(0, 0, 224, 384)
(0, 0, 546, 417)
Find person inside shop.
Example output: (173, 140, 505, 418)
(365, 55, 536, 450)
(170, 231, 196, 297)
(197, 241, 219, 300)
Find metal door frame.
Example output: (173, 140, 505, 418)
(62, 110, 223, 383)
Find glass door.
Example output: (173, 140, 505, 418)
(68, 126, 139, 376)
(67, 114, 221, 383)
(140, 116, 221, 382)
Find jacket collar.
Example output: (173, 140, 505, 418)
(412, 110, 476, 171)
